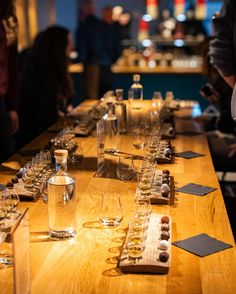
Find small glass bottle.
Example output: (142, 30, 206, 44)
(129, 74, 143, 100)
(47, 149, 77, 240)
(115, 89, 127, 134)
(102, 102, 119, 153)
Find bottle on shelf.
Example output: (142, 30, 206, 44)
(47, 149, 77, 240)
(115, 89, 127, 134)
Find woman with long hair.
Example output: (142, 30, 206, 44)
(0, 0, 19, 162)
(18, 25, 74, 147)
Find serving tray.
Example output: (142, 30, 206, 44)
(136, 170, 175, 205)
(119, 213, 171, 274)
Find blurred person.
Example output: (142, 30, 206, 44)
(200, 37, 235, 134)
(100, 5, 121, 97)
(209, 1, 236, 89)
(76, 0, 104, 99)
(208, 0, 236, 157)
(0, 0, 19, 162)
(17, 26, 74, 148)
(76, 0, 121, 99)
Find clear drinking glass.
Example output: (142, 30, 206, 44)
(126, 228, 146, 262)
(99, 192, 123, 227)
(116, 155, 136, 181)
(132, 126, 147, 150)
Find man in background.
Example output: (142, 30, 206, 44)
(76, 0, 121, 99)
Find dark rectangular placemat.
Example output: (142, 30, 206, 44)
(176, 183, 216, 196)
(175, 151, 205, 159)
(172, 233, 233, 257)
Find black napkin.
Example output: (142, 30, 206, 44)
(175, 151, 205, 159)
(176, 183, 216, 196)
(0, 184, 6, 191)
(172, 233, 233, 257)
(177, 130, 202, 136)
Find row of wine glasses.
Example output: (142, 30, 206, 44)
(126, 196, 152, 263)
(0, 188, 21, 267)
(21, 150, 54, 196)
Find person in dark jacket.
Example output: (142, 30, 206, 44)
(208, 0, 236, 157)
(17, 26, 74, 148)
(209, 0, 236, 89)
(76, 0, 121, 99)
(0, 0, 19, 162)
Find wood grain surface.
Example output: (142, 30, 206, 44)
(0, 103, 236, 294)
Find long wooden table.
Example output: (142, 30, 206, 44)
(1, 102, 236, 293)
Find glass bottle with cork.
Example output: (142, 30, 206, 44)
(47, 149, 77, 240)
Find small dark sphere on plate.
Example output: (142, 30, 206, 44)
(161, 231, 170, 240)
(159, 252, 169, 262)
(16, 171, 22, 178)
(11, 177, 18, 184)
(161, 190, 169, 198)
(162, 178, 169, 185)
(161, 223, 170, 231)
(6, 181, 14, 188)
(161, 215, 170, 224)
(162, 169, 170, 175)
(164, 148, 171, 157)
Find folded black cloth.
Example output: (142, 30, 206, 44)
(176, 183, 216, 196)
(175, 151, 205, 159)
(172, 233, 233, 257)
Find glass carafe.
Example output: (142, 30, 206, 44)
(102, 102, 119, 153)
(47, 149, 77, 240)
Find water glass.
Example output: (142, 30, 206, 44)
(99, 193, 123, 227)
(132, 126, 147, 150)
(116, 155, 136, 181)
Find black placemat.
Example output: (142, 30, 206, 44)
(175, 151, 205, 159)
(172, 233, 233, 257)
(0, 184, 6, 191)
(176, 183, 217, 196)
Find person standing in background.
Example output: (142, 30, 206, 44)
(208, 0, 236, 157)
(100, 5, 121, 98)
(76, 0, 104, 99)
(209, 0, 236, 89)
(76, 0, 121, 99)
(0, 0, 19, 162)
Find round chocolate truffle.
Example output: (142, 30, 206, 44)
(159, 252, 169, 262)
(161, 216, 170, 224)
(161, 184, 170, 197)
(161, 231, 170, 241)
(11, 177, 18, 184)
(164, 148, 171, 157)
(162, 170, 170, 175)
(16, 171, 22, 178)
(161, 190, 169, 198)
(162, 178, 169, 185)
(161, 223, 170, 231)
(6, 181, 14, 188)
(168, 127, 175, 136)
(159, 240, 169, 251)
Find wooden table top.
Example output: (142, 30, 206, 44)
(1, 103, 236, 294)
